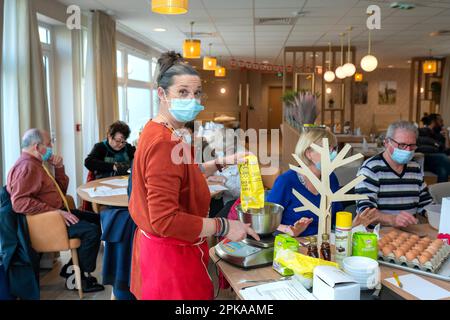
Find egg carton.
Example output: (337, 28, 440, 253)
(378, 244, 450, 274)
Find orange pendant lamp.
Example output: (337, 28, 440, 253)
(203, 43, 217, 70)
(354, 73, 363, 82)
(183, 21, 201, 59)
(152, 0, 188, 15)
(215, 57, 226, 77)
(423, 50, 437, 74)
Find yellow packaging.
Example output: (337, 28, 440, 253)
(273, 234, 299, 276)
(238, 155, 265, 212)
(274, 249, 339, 279)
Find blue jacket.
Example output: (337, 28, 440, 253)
(267, 170, 343, 236)
(0, 186, 40, 300)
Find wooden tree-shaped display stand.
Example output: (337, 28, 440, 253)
(289, 138, 368, 249)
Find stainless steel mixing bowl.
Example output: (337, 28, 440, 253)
(236, 202, 284, 235)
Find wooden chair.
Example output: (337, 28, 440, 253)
(26, 195, 83, 299)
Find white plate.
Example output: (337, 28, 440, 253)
(425, 204, 441, 230)
(343, 256, 379, 273)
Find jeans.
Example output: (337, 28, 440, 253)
(67, 209, 101, 273)
(424, 153, 450, 183)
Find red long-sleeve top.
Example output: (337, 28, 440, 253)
(129, 121, 210, 299)
(129, 120, 210, 241)
(6, 152, 69, 214)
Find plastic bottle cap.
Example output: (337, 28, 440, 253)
(322, 233, 329, 241)
(336, 211, 353, 228)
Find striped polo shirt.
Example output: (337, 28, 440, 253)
(355, 153, 433, 215)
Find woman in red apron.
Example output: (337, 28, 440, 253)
(129, 52, 259, 300)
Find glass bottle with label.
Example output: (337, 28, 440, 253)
(320, 233, 331, 261)
(307, 236, 319, 258)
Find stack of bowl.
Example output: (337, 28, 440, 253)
(342, 256, 380, 290)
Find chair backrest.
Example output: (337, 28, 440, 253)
(261, 167, 281, 190)
(413, 152, 425, 174)
(26, 211, 71, 253)
(334, 158, 364, 187)
(429, 182, 450, 204)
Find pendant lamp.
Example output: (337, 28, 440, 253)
(423, 49, 437, 74)
(183, 21, 201, 59)
(335, 33, 346, 79)
(152, 0, 188, 15)
(360, 29, 378, 72)
(215, 57, 226, 77)
(203, 43, 217, 70)
(342, 27, 356, 77)
(324, 42, 335, 82)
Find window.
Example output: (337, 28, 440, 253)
(39, 24, 56, 141)
(117, 45, 157, 143)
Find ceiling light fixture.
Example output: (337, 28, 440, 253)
(183, 21, 201, 59)
(423, 49, 437, 74)
(203, 43, 217, 71)
(324, 42, 335, 82)
(152, 0, 188, 15)
(215, 56, 226, 77)
(360, 25, 378, 72)
(342, 26, 356, 77)
(335, 33, 346, 79)
(354, 73, 363, 82)
(153, 28, 167, 32)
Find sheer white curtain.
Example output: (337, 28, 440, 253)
(440, 56, 450, 127)
(82, 12, 99, 182)
(1, 0, 49, 181)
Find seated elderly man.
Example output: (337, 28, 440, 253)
(355, 121, 433, 228)
(6, 129, 104, 293)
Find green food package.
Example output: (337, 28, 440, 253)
(273, 234, 300, 276)
(352, 232, 378, 260)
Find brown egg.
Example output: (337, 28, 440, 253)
(410, 235, 419, 241)
(426, 246, 437, 255)
(379, 243, 385, 250)
(400, 244, 411, 252)
(406, 251, 417, 261)
(393, 239, 403, 247)
(382, 246, 393, 256)
(394, 249, 405, 259)
(399, 232, 409, 239)
(422, 237, 431, 243)
(409, 249, 419, 256)
(422, 251, 433, 260)
(418, 255, 430, 264)
(414, 244, 426, 251)
(407, 239, 418, 247)
(432, 239, 444, 248)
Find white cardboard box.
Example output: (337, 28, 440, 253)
(313, 266, 360, 300)
(440, 197, 450, 235)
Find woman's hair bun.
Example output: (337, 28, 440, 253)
(158, 51, 183, 76)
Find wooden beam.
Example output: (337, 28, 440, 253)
(416, 60, 422, 123)
(408, 59, 416, 121)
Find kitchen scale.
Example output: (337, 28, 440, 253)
(215, 235, 276, 269)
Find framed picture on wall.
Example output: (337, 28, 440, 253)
(353, 81, 368, 104)
(378, 81, 397, 105)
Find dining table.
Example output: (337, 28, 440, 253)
(77, 175, 227, 213)
(209, 223, 450, 300)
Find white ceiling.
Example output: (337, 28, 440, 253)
(57, 0, 450, 68)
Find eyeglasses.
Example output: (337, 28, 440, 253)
(389, 138, 417, 150)
(112, 138, 127, 145)
(168, 88, 206, 101)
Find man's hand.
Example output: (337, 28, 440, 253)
(58, 210, 79, 226)
(353, 208, 379, 227)
(391, 211, 418, 228)
(49, 155, 64, 168)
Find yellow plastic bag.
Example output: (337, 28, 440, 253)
(274, 249, 339, 279)
(238, 155, 265, 212)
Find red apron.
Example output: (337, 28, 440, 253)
(138, 230, 214, 300)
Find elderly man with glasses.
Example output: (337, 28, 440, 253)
(354, 121, 433, 228)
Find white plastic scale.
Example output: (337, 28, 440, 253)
(215, 236, 275, 269)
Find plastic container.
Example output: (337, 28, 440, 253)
(335, 212, 353, 267)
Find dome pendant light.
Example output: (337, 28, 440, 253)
(360, 28, 378, 72)
(335, 33, 346, 79)
(342, 26, 356, 77)
(183, 21, 201, 59)
(324, 42, 336, 82)
(215, 56, 226, 77)
(203, 43, 217, 71)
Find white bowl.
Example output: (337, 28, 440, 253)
(343, 256, 379, 274)
(425, 204, 441, 230)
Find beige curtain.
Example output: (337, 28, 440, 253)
(440, 56, 450, 126)
(93, 11, 118, 139)
(1, 0, 49, 176)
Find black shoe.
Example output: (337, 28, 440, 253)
(81, 279, 105, 293)
(60, 261, 74, 279)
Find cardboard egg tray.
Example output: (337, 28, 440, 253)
(378, 244, 450, 273)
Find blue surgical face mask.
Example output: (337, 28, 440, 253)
(391, 148, 414, 164)
(315, 150, 338, 170)
(41, 147, 53, 162)
(164, 92, 205, 123)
